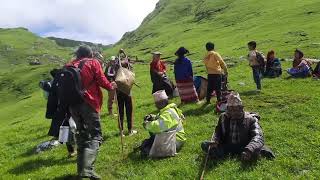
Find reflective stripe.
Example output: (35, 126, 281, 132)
(158, 119, 166, 131)
(176, 123, 183, 132)
(166, 108, 180, 122)
(166, 108, 184, 132)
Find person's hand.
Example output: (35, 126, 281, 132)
(143, 121, 148, 128)
(111, 82, 117, 89)
(241, 150, 252, 161)
(144, 114, 156, 122)
(208, 141, 218, 148)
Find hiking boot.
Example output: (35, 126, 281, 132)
(77, 142, 100, 180)
(79, 172, 101, 180)
(128, 130, 138, 136)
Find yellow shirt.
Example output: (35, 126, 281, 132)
(203, 51, 228, 75)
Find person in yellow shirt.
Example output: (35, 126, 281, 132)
(203, 42, 228, 104)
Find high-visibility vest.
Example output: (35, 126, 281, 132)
(145, 103, 186, 142)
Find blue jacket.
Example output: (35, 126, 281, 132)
(174, 57, 193, 81)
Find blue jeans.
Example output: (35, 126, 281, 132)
(252, 66, 262, 90)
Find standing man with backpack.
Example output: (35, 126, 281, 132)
(63, 46, 117, 179)
(247, 41, 265, 91)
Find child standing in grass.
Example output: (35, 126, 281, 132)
(247, 41, 264, 91)
(203, 42, 228, 104)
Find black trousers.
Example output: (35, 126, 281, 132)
(207, 74, 222, 102)
(117, 91, 133, 131)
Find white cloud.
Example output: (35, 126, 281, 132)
(0, 0, 158, 44)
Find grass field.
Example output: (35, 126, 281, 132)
(0, 60, 320, 179)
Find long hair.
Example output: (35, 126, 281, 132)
(267, 50, 275, 61)
(295, 49, 304, 59)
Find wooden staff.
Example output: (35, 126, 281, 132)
(200, 132, 216, 180)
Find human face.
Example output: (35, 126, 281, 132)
(269, 53, 275, 60)
(227, 106, 244, 120)
(153, 54, 161, 61)
(155, 100, 168, 110)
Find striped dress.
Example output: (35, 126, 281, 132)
(174, 57, 199, 103)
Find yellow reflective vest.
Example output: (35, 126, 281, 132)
(145, 103, 186, 142)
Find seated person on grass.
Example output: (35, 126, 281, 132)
(264, 50, 282, 78)
(312, 61, 320, 79)
(201, 92, 275, 162)
(287, 49, 312, 78)
(141, 90, 186, 157)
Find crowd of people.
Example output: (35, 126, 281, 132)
(38, 41, 320, 179)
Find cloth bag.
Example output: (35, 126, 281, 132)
(149, 130, 177, 158)
(115, 66, 135, 95)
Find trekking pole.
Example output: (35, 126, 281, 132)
(200, 131, 216, 180)
(114, 90, 124, 155)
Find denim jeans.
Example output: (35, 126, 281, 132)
(252, 66, 262, 90)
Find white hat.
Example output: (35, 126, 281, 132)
(153, 90, 168, 102)
(227, 92, 243, 107)
(152, 51, 162, 55)
(110, 56, 116, 61)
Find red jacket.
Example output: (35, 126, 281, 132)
(68, 58, 113, 113)
(150, 60, 166, 73)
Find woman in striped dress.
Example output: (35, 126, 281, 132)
(174, 47, 199, 103)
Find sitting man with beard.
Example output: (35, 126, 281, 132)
(201, 92, 275, 162)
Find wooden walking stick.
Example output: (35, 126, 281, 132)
(114, 90, 124, 155)
(200, 131, 216, 180)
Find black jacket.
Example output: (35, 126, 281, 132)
(214, 112, 264, 153)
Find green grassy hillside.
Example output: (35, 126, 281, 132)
(106, 0, 320, 61)
(0, 62, 320, 179)
(0, 28, 70, 70)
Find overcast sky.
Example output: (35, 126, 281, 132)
(0, 0, 158, 44)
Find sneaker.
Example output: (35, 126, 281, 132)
(128, 130, 138, 136)
(119, 131, 125, 137)
(68, 151, 77, 158)
(199, 100, 210, 105)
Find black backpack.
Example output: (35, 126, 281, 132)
(55, 59, 91, 106)
(256, 52, 266, 67)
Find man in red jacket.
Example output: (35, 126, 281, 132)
(68, 46, 117, 180)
